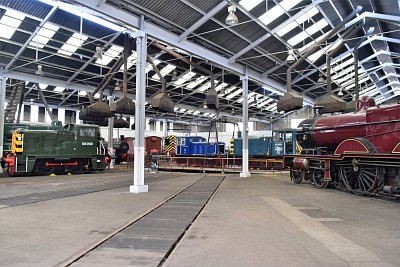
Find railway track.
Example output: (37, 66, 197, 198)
(0, 173, 184, 209)
(58, 174, 226, 267)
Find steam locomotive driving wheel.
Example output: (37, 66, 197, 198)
(337, 159, 379, 193)
(312, 170, 329, 188)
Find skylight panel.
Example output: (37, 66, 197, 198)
(259, 0, 302, 26)
(287, 31, 309, 46)
(226, 88, 243, 99)
(120, 52, 137, 72)
(29, 23, 59, 49)
(266, 102, 277, 111)
(145, 59, 160, 73)
(258, 98, 274, 108)
(174, 71, 196, 86)
(186, 76, 207, 89)
(54, 87, 65, 92)
(305, 19, 328, 36)
(276, 21, 297, 37)
(58, 32, 88, 56)
(280, 0, 302, 11)
(78, 91, 87, 96)
(152, 64, 176, 80)
(296, 7, 319, 24)
(239, 0, 263, 11)
(96, 45, 123, 65)
(215, 82, 228, 92)
(333, 58, 354, 72)
(0, 10, 25, 39)
(39, 84, 48, 89)
(197, 80, 219, 92)
(193, 111, 200, 115)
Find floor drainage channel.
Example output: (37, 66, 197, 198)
(71, 174, 225, 267)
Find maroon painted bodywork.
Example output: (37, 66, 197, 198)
(313, 112, 366, 150)
(303, 96, 400, 154)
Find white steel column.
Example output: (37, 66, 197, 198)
(130, 15, 148, 193)
(240, 66, 250, 178)
(108, 96, 115, 169)
(0, 67, 6, 173)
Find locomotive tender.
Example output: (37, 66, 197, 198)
(1, 124, 107, 176)
(288, 96, 400, 197)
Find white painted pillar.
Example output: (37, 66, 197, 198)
(31, 105, 39, 122)
(131, 16, 148, 193)
(76, 111, 81, 125)
(240, 66, 251, 178)
(0, 67, 6, 173)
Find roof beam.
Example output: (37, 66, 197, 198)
(229, 0, 324, 63)
(68, 0, 310, 100)
(5, 5, 58, 72)
(178, 1, 226, 42)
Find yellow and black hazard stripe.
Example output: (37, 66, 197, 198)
(164, 135, 177, 153)
(229, 138, 234, 155)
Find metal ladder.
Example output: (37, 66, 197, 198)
(4, 82, 24, 123)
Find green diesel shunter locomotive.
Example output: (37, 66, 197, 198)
(2, 124, 107, 176)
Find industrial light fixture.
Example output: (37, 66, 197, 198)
(35, 64, 44, 76)
(286, 50, 296, 63)
(203, 102, 208, 109)
(171, 71, 178, 81)
(93, 45, 102, 59)
(337, 88, 344, 96)
(115, 81, 120, 91)
(231, 107, 235, 114)
(317, 73, 325, 83)
(225, 5, 238, 26)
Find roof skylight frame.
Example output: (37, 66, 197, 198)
(96, 44, 123, 65)
(58, 32, 88, 57)
(29, 23, 59, 49)
(0, 9, 25, 40)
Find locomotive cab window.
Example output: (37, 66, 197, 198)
(80, 128, 96, 137)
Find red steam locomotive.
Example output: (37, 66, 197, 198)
(287, 96, 400, 197)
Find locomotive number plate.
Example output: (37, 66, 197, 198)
(82, 142, 94, 146)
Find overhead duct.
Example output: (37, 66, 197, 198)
(315, 23, 363, 113)
(148, 55, 175, 113)
(277, 6, 362, 112)
(80, 34, 134, 121)
(113, 117, 130, 128)
(110, 34, 135, 115)
(79, 101, 112, 121)
(83, 117, 109, 126)
(153, 43, 219, 110)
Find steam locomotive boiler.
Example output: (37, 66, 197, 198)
(288, 96, 400, 197)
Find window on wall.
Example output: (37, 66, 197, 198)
(65, 110, 75, 124)
(149, 120, 156, 131)
(52, 109, 58, 121)
(23, 105, 30, 121)
(38, 107, 45, 122)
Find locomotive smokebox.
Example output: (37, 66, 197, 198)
(151, 92, 175, 113)
(205, 88, 219, 109)
(314, 95, 346, 114)
(277, 92, 303, 112)
(110, 97, 135, 115)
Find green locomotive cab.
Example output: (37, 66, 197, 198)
(3, 124, 107, 176)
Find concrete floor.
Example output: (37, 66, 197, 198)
(1, 168, 399, 267)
